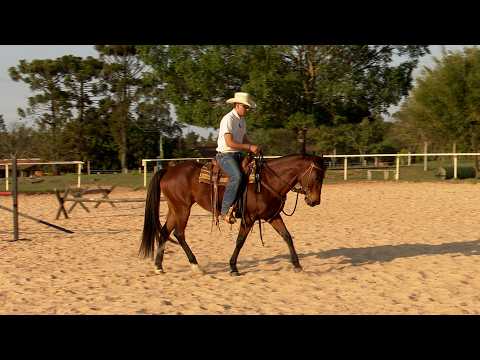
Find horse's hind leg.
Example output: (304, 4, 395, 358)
(173, 207, 204, 274)
(269, 215, 302, 272)
(154, 211, 175, 274)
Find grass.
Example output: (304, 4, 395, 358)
(325, 158, 480, 184)
(0, 172, 153, 194)
(1, 158, 479, 193)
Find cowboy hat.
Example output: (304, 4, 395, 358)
(226, 92, 256, 109)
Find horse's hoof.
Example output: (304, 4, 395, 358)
(190, 264, 205, 275)
(293, 266, 303, 273)
(155, 268, 165, 274)
(230, 271, 241, 277)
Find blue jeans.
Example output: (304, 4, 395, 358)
(216, 152, 244, 215)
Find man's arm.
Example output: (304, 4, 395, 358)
(225, 133, 260, 154)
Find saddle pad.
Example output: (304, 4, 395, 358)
(199, 163, 256, 186)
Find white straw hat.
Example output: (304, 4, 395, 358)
(226, 92, 256, 109)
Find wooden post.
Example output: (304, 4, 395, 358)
(424, 141, 428, 171)
(5, 164, 9, 191)
(77, 163, 82, 188)
(408, 152, 411, 166)
(87, 160, 91, 175)
(396, 155, 400, 181)
(374, 157, 379, 167)
(344, 157, 348, 181)
(55, 188, 70, 220)
(454, 154, 458, 179)
(143, 160, 147, 187)
(12, 155, 19, 241)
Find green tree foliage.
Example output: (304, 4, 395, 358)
(0, 114, 6, 133)
(393, 46, 480, 154)
(138, 45, 429, 131)
(95, 45, 144, 172)
(9, 59, 72, 159)
(0, 123, 42, 158)
(392, 46, 480, 173)
(95, 45, 172, 172)
(58, 55, 105, 161)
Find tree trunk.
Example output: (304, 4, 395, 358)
(120, 124, 128, 174)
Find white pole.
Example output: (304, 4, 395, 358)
(454, 154, 458, 179)
(143, 160, 147, 188)
(396, 155, 400, 181)
(408, 152, 411, 166)
(5, 164, 9, 191)
(344, 157, 348, 181)
(77, 163, 82, 188)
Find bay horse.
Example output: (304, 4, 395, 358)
(139, 154, 327, 275)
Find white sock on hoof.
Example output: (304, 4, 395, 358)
(190, 264, 204, 274)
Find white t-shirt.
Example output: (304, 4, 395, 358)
(216, 109, 246, 153)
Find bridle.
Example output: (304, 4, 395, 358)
(294, 162, 324, 196)
(260, 159, 325, 219)
(251, 157, 325, 247)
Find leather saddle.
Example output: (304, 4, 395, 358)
(199, 155, 256, 186)
(199, 154, 260, 226)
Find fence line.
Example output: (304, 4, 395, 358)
(141, 153, 480, 186)
(0, 161, 84, 191)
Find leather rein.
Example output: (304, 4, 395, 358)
(259, 160, 323, 221)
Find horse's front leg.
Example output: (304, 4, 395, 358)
(269, 215, 302, 272)
(229, 221, 254, 276)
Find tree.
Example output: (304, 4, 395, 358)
(59, 55, 106, 161)
(95, 45, 170, 173)
(138, 45, 429, 132)
(0, 114, 6, 133)
(0, 124, 41, 158)
(393, 46, 480, 173)
(9, 58, 74, 160)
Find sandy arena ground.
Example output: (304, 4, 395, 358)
(2, 182, 480, 314)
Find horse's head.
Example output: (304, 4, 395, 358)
(298, 155, 327, 207)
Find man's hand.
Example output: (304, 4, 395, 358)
(249, 144, 261, 155)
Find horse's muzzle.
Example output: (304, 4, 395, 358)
(305, 198, 320, 207)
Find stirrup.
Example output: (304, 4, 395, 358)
(223, 207, 236, 224)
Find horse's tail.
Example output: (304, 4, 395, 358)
(139, 168, 167, 259)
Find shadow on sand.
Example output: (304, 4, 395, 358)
(207, 239, 480, 274)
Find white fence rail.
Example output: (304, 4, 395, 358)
(141, 153, 480, 187)
(1, 161, 84, 191)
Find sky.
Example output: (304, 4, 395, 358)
(0, 45, 476, 134)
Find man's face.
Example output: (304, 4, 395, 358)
(235, 103, 250, 117)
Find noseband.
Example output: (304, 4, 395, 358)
(295, 162, 324, 197)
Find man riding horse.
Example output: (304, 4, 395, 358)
(139, 91, 327, 275)
(216, 92, 261, 224)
